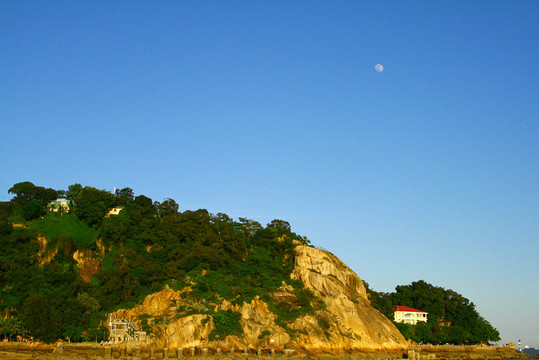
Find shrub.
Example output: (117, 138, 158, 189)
(209, 310, 243, 341)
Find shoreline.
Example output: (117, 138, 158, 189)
(0, 342, 537, 360)
(410, 345, 538, 360)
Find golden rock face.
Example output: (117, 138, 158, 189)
(108, 246, 407, 354)
(289, 246, 407, 352)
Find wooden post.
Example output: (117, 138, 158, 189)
(104, 346, 112, 358)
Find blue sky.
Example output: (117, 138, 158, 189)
(1, 0, 537, 347)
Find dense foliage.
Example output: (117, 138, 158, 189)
(0, 182, 500, 345)
(209, 310, 243, 341)
(364, 280, 500, 344)
(0, 182, 312, 343)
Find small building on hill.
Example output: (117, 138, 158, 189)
(394, 305, 428, 325)
(108, 316, 147, 344)
(48, 198, 69, 213)
(106, 206, 124, 216)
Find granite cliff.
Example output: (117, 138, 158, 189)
(110, 245, 407, 354)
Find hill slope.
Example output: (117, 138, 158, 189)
(109, 245, 406, 353)
(1, 182, 406, 352)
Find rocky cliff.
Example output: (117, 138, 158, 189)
(288, 246, 406, 352)
(109, 245, 407, 354)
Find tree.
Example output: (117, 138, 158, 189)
(0, 318, 25, 340)
(20, 295, 62, 343)
(267, 219, 291, 233)
(238, 217, 262, 237)
(73, 187, 115, 227)
(76, 292, 100, 313)
(134, 195, 155, 215)
(9, 182, 58, 220)
(155, 198, 179, 217)
(115, 187, 134, 206)
(66, 183, 83, 209)
(209, 310, 243, 340)
(0, 201, 13, 217)
(0, 215, 12, 235)
(369, 280, 501, 344)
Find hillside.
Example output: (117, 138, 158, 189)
(0, 182, 499, 350)
(108, 245, 406, 352)
(0, 182, 406, 353)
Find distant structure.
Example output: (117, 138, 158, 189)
(48, 198, 70, 213)
(106, 206, 124, 217)
(393, 305, 428, 325)
(108, 316, 147, 344)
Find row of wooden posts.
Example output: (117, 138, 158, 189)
(407, 351, 436, 360)
(103, 346, 297, 358)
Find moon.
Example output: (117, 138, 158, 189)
(375, 64, 384, 72)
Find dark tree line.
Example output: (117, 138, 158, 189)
(364, 280, 500, 344)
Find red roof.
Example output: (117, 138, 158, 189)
(395, 305, 427, 313)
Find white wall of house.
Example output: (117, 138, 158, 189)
(106, 207, 124, 216)
(48, 199, 69, 212)
(394, 308, 428, 325)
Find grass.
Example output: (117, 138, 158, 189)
(28, 214, 98, 250)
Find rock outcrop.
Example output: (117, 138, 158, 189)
(108, 245, 407, 354)
(35, 234, 102, 282)
(288, 246, 406, 352)
(73, 249, 101, 282)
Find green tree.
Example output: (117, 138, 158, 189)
(209, 310, 243, 340)
(369, 280, 500, 344)
(155, 198, 179, 217)
(74, 187, 115, 227)
(0, 214, 13, 235)
(0, 318, 25, 340)
(9, 182, 58, 220)
(114, 187, 134, 206)
(76, 292, 100, 313)
(238, 217, 262, 237)
(267, 219, 291, 233)
(66, 183, 83, 209)
(20, 295, 62, 343)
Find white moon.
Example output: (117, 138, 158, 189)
(375, 64, 384, 72)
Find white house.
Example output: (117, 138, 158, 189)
(48, 198, 70, 213)
(394, 305, 428, 325)
(108, 316, 146, 344)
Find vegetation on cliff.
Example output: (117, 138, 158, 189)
(364, 280, 500, 345)
(0, 182, 313, 343)
(0, 182, 500, 347)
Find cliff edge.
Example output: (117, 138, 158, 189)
(110, 245, 407, 354)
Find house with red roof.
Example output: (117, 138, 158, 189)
(394, 305, 428, 325)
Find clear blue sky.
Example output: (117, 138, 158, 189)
(1, 0, 537, 347)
